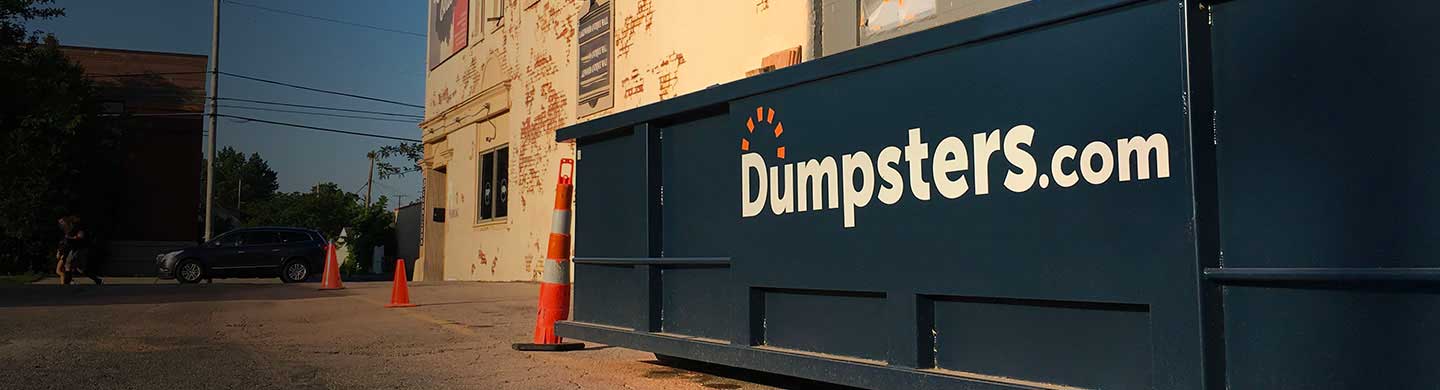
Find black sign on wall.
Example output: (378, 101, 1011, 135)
(577, 0, 613, 118)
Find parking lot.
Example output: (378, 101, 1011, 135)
(0, 279, 843, 389)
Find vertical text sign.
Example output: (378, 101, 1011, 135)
(577, 0, 614, 117)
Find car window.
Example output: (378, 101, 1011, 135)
(241, 231, 280, 246)
(278, 231, 311, 243)
(213, 232, 242, 247)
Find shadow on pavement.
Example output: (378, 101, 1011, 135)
(645, 355, 864, 390)
(0, 282, 347, 308)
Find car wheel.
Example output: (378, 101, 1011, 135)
(280, 258, 310, 283)
(175, 259, 205, 284)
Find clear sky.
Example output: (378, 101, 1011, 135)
(29, 0, 426, 207)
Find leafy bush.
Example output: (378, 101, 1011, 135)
(344, 196, 395, 274)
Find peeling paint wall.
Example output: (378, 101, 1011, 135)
(419, 0, 811, 282)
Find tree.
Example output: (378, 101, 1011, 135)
(342, 195, 395, 274)
(203, 147, 279, 210)
(0, 0, 115, 273)
(243, 182, 360, 241)
(372, 142, 422, 180)
(243, 183, 395, 274)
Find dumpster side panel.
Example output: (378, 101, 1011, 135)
(574, 129, 650, 329)
(1212, 1, 1440, 389)
(567, 1, 1205, 389)
(658, 112, 744, 341)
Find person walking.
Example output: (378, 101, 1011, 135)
(57, 216, 101, 285)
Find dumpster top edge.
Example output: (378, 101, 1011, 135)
(554, 0, 1141, 143)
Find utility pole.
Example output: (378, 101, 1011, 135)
(237, 176, 242, 209)
(203, 0, 221, 241)
(365, 152, 375, 208)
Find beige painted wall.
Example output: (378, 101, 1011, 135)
(419, 0, 812, 281)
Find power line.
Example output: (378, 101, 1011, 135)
(99, 112, 205, 118)
(218, 97, 422, 118)
(220, 114, 421, 142)
(220, 104, 420, 123)
(221, 71, 424, 109)
(86, 71, 209, 78)
(109, 94, 424, 119)
(222, 0, 425, 38)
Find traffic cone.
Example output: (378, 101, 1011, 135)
(385, 259, 415, 308)
(318, 242, 344, 290)
(513, 158, 584, 352)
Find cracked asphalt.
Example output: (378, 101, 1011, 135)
(0, 278, 846, 389)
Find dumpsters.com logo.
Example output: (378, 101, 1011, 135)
(742, 106, 785, 159)
(740, 108, 1172, 228)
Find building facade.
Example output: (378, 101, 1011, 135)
(61, 46, 208, 275)
(418, 0, 1026, 281)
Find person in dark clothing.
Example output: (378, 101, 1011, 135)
(57, 216, 101, 285)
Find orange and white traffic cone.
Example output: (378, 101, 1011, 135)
(513, 158, 584, 352)
(385, 259, 415, 308)
(318, 242, 344, 290)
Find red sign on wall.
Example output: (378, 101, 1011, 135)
(452, 0, 468, 53)
(429, 0, 470, 69)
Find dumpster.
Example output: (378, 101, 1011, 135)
(554, 1, 1440, 389)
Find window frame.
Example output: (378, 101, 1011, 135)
(476, 144, 510, 224)
(820, 0, 1028, 56)
(485, 0, 505, 32)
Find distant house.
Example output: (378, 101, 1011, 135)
(61, 46, 208, 275)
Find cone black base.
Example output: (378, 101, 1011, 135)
(511, 342, 584, 352)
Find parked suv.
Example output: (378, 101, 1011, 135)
(157, 227, 327, 284)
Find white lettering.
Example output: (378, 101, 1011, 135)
(904, 128, 931, 201)
(768, 164, 795, 215)
(841, 152, 875, 228)
(1003, 125, 1037, 193)
(738, 126, 1173, 227)
(933, 136, 969, 199)
(876, 146, 903, 205)
(1116, 133, 1170, 181)
(741, 153, 767, 217)
(796, 157, 839, 212)
(1051, 145, 1079, 188)
(1080, 141, 1114, 185)
(971, 129, 1001, 195)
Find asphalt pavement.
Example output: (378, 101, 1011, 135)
(0, 277, 848, 389)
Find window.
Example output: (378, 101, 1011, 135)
(484, 0, 505, 31)
(212, 232, 242, 247)
(241, 231, 280, 246)
(820, 0, 1028, 56)
(279, 231, 311, 243)
(478, 146, 509, 222)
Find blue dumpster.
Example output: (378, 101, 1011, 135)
(554, 1, 1440, 389)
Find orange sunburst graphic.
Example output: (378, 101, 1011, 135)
(742, 106, 785, 159)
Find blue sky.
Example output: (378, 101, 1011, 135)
(29, 0, 427, 207)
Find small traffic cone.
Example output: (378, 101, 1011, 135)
(318, 242, 345, 290)
(513, 159, 584, 352)
(385, 259, 415, 308)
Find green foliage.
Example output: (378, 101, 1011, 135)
(204, 147, 280, 210)
(208, 149, 400, 275)
(243, 182, 360, 241)
(372, 142, 422, 180)
(342, 196, 396, 273)
(0, 0, 118, 273)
